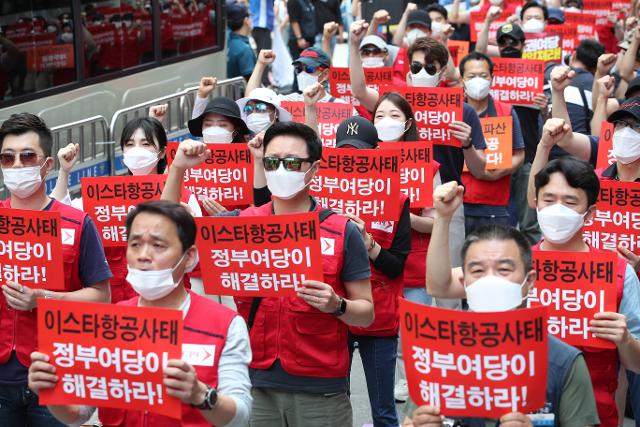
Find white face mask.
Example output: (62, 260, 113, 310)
(362, 57, 385, 68)
(265, 163, 313, 200)
(523, 18, 545, 33)
(406, 28, 427, 46)
(246, 112, 273, 134)
(60, 32, 73, 43)
(411, 68, 440, 88)
(202, 126, 234, 144)
(537, 203, 587, 244)
(296, 72, 319, 92)
(489, 0, 503, 6)
(127, 252, 190, 301)
(375, 117, 407, 142)
(430, 21, 442, 38)
(612, 126, 640, 164)
(464, 77, 492, 100)
(565, 6, 581, 12)
(2, 162, 47, 199)
(465, 275, 527, 312)
(123, 147, 160, 176)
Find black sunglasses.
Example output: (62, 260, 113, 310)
(294, 63, 325, 75)
(361, 46, 385, 56)
(263, 156, 312, 172)
(497, 37, 520, 48)
(410, 62, 438, 75)
(0, 151, 41, 168)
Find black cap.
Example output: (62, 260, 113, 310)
(496, 23, 525, 43)
(547, 8, 565, 24)
(293, 47, 331, 69)
(608, 97, 640, 123)
(188, 96, 249, 137)
(406, 10, 431, 28)
(226, 2, 249, 23)
(335, 117, 378, 149)
(626, 77, 640, 99)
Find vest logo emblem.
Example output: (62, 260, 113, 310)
(321, 237, 335, 255)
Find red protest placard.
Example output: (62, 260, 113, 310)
(522, 32, 563, 62)
(401, 300, 548, 418)
(379, 142, 434, 208)
(447, 40, 470, 67)
(0, 208, 65, 290)
(583, 0, 612, 25)
(583, 180, 640, 252)
(82, 175, 166, 247)
(547, 24, 579, 56)
(329, 67, 393, 106)
(490, 58, 545, 106)
(564, 11, 597, 39)
(470, 10, 510, 43)
(281, 101, 353, 147)
(596, 121, 615, 171)
(26, 44, 75, 72)
(38, 299, 183, 418)
(481, 116, 512, 170)
(166, 143, 254, 207)
(195, 212, 324, 296)
(381, 86, 464, 147)
(311, 147, 402, 221)
(529, 251, 617, 349)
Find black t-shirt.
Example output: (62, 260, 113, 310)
(314, 0, 343, 32)
(514, 105, 542, 164)
(287, 0, 317, 42)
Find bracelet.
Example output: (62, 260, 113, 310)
(462, 139, 473, 149)
(367, 233, 375, 251)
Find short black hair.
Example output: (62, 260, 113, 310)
(426, 4, 448, 20)
(263, 121, 322, 162)
(520, 1, 549, 20)
(228, 17, 245, 31)
(0, 112, 53, 157)
(575, 39, 605, 74)
(459, 51, 494, 77)
(125, 200, 196, 252)
(461, 224, 533, 272)
(120, 117, 168, 174)
(534, 156, 600, 206)
(408, 37, 450, 68)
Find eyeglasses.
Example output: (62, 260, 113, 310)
(243, 102, 271, 115)
(497, 37, 520, 48)
(0, 151, 41, 167)
(263, 156, 312, 172)
(361, 46, 385, 56)
(613, 120, 640, 132)
(294, 63, 324, 75)
(410, 62, 438, 75)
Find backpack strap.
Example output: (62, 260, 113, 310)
(577, 86, 593, 135)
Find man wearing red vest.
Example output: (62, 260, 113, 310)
(0, 113, 112, 427)
(459, 51, 525, 235)
(161, 121, 374, 426)
(28, 200, 252, 427)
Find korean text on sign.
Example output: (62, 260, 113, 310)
(480, 117, 512, 170)
(281, 101, 353, 148)
(329, 67, 393, 106)
(0, 208, 65, 290)
(400, 299, 548, 418)
(311, 147, 402, 221)
(529, 251, 617, 349)
(470, 10, 510, 42)
(381, 86, 464, 147)
(522, 33, 563, 62)
(166, 142, 254, 206)
(490, 58, 544, 106)
(583, 180, 640, 253)
(196, 212, 324, 296)
(379, 141, 434, 208)
(596, 121, 615, 170)
(38, 299, 183, 418)
(82, 175, 166, 247)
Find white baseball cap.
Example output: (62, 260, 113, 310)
(236, 88, 293, 122)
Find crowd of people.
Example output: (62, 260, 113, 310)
(2, 0, 640, 426)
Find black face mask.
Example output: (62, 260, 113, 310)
(501, 46, 523, 58)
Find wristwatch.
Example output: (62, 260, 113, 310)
(332, 297, 347, 317)
(461, 139, 473, 149)
(194, 385, 218, 410)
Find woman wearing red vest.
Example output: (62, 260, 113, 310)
(28, 200, 252, 427)
(50, 117, 200, 303)
(0, 113, 112, 426)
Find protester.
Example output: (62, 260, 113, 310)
(226, 1, 257, 81)
(189, 96, 250, 145)
(236, 87, 293, 135)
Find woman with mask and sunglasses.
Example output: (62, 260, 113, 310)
(236, 87, 293, 135)
(50, 117, 201, 303)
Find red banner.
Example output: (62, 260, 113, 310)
(0, 208, 65, 290)
(522, 33, 563, 62)
(81, 175, 166, 247)
(529, 251, 617, 348)
(26, 44, 75, 71)
(547, 24, 579, 57)
(10, 33, 56, 52)
(329, 67, 394, 106)
(38, 299, 182, 418)
(171, 17, 206, 39)
(469, 10, 510, 43)
(281, 101, 353, 147)
(401, 300, 548, 418)
(166, 143, 253, 206)
(596, 121, 615, 170)
(563, 12, 597, 39)
(447, 40, 470, 67)
(311, 147, 402, 221)
(490, 58, 544, 105)
(379, 142, 434, 208)
(583, 0, 612, 25)
(381, 86, 464, 147)
(195, 212, 323, 296)
(583, 181, 640, 252)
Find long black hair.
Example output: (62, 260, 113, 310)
(120, 117, 168, 174)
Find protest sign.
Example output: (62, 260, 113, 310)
(379, 142, 434, 208)
(470, 10, 510, 43)
(329, 67, 393, 106)
(448, 40, 470, 66)
(563, 12, 597, 39)
(490, 58, 544, 106)
(523, 32, 563, 62)
(481, 116, 513, 170)
(596, 121, 615, 171)
(281, 101, 353, 147)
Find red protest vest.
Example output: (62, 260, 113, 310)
(461, 99, 512, 206)
(532, 242, 624, 427)
(0, 199, 85, 367)
(235, 201, 351, 378)
(98, 291, 236, 427)
(350, 194, 408, 336)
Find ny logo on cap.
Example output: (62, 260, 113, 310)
(347, 122, 359, 135)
